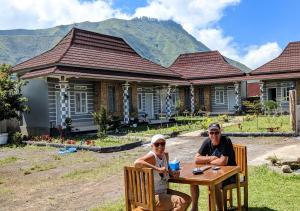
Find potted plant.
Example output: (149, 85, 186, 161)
(0, 64, 29, 145)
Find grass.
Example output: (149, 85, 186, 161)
(22, 163, 57, 175)
(224, 115, 292, 133)
(0, 156, 18, 166)
(93, 166, 300, 211)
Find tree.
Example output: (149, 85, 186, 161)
(0, 64, 29, 124)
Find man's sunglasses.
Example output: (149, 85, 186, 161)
(154, 142, 166, 147)
(209, 131, 220, 135)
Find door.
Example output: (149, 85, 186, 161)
(227, 89, 235, 111)
(267, 88, 277, 101)
(145, 93, 153, 118)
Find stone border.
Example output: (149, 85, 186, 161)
(23, 140, 146, 153)
(221, 132, 296, 137)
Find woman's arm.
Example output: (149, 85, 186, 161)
(134, 153, 167, 174)
(194, 153, 218, 164)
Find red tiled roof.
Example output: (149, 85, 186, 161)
(21, 66, 187, 85)
(169, 51, 245, 80)
(252, 41, 300, 75)
(190, 76, 246, 85)
(13, 28, 179, 78)
(246, 71, 300, 81)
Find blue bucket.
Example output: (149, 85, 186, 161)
(169, 160, 180, 171)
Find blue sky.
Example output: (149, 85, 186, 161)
(0, 0, 299, 69)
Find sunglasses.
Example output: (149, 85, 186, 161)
(209, 131, 220, 135)
(154, 142, 166, 147)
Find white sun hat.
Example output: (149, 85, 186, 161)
(151, 134, 166, 144)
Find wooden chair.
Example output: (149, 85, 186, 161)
(124, 166, 155, 211)
(223, 144, 248, 211)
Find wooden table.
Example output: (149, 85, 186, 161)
(169, 163, 241, 211)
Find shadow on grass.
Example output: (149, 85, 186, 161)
(248, 207, 276, 211)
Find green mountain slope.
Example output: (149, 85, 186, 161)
(0, 17, 251, 72)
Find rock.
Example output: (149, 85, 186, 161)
(282, 165, 292, 173)
(297, 157, 300, 163)
(295, 169, 300, 174)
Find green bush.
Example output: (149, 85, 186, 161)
(8, 132, 23, 145)
(93, 106, 108, 138)
(218, 114, 229, 122)
(200, 117, 213, 130)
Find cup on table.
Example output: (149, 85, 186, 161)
(169, 160, 180, 171)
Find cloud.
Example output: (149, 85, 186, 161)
(196, 28, 282, 69)
(0, 0, 129, 29)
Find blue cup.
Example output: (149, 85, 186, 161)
(169, 160, 180, 171)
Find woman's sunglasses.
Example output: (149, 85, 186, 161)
(154, 142, 166, 147)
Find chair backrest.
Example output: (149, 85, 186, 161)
(124, 166, 155, 211)
(233, 144, 248, 179)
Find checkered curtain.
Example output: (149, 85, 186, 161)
(190, 85, 195, 114)
(59, 82, 68, 128)
(123, 83, 130, 124)
(165, 85, 172, 120)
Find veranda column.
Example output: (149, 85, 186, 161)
(190, 84, 195, 114)
(234, 82, 240, 112)
(59, 78, 69, 129)
(165, 85, 172, 120)
(123, 82, 130, 124)
(259, 81, 265, 112)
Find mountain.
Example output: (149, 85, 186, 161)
(0, 17, 251, 73)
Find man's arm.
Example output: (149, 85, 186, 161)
(209, 155, 228, 166)
(194, 153, 218, 164)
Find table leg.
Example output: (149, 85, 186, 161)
(209, 185, 216, 211)
(236, 173, 241, 211)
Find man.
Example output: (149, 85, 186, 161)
(134, 134, 191, 211)
(190, 123, 236, 211)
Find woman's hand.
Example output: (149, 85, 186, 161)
(157, 166, 168, 174)
(169, 170, 180, 178)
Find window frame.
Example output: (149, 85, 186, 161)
(281, 87, 289, 102)
(215, 89, 225, 104)
(74, 91, 88, 114)
(138, 93, 143, 111)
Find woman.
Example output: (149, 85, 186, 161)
(134, 134, 191, 211)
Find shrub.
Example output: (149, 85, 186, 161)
(200, 117, 213, 130)
(218, 114, 229, 123)
(93, 106, 108, 137)
(8, 132, 23, 145)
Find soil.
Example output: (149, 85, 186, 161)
(0, 136, 299, 210)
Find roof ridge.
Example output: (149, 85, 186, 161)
(56, 28, 75, 63)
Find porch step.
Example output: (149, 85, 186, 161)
(71, 125, 98, 132)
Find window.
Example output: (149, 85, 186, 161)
(215, 89, 225, 104)
(171, 93, 177, 107)
(138, 93, 143, 110)
(281, 87, 289, 101)
(75, 92, 87, 113)
(108, 86, 116, 113)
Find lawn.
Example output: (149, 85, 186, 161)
(224, 115, 292, 133)
(93, 165, 300, 211)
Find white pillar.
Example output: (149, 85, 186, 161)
(123, 82, 130, 124)
(259, 81, 264, 112)
(59, 79, 69, 129)
(234, 82, 240, 112)
(190, 84, 195, 114)
(165, 85, 172, 120)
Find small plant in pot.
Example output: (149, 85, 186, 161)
(0, 64, 29, 145)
